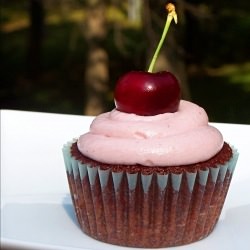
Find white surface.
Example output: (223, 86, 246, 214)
(1, 109, 250, 250)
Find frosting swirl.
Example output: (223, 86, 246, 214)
(77, 100, 223, 166)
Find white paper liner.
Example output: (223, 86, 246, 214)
(62, 141, 239, 248)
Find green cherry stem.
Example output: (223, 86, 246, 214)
(148, 3, 178, 73)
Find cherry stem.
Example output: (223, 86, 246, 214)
(148, 3, 177, 73)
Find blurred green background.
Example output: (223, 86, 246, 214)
(1, 0, 250, 124)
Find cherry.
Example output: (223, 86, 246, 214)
(114, 3, 179, 116)
(114, 71, 180, 116)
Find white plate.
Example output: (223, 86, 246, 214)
(1, 110, 250, 250)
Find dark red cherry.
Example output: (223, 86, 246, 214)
(114, 71, 181, 116)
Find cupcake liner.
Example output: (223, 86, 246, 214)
(62, 141, 239, 248)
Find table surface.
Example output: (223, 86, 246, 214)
(1, 109, 250, 250)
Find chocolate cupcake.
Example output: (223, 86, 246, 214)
(62, 101, 238, 248)
(62, 3, 238, 248)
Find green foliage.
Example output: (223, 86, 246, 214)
(1, 0, 250, 123)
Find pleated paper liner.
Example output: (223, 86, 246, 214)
(62, 141, 238, 248)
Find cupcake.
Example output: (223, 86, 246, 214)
(62, 4, 238, 248)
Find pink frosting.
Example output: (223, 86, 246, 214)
(77, 100, 223, 166)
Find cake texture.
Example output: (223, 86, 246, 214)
(62, 100, 238, 248)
